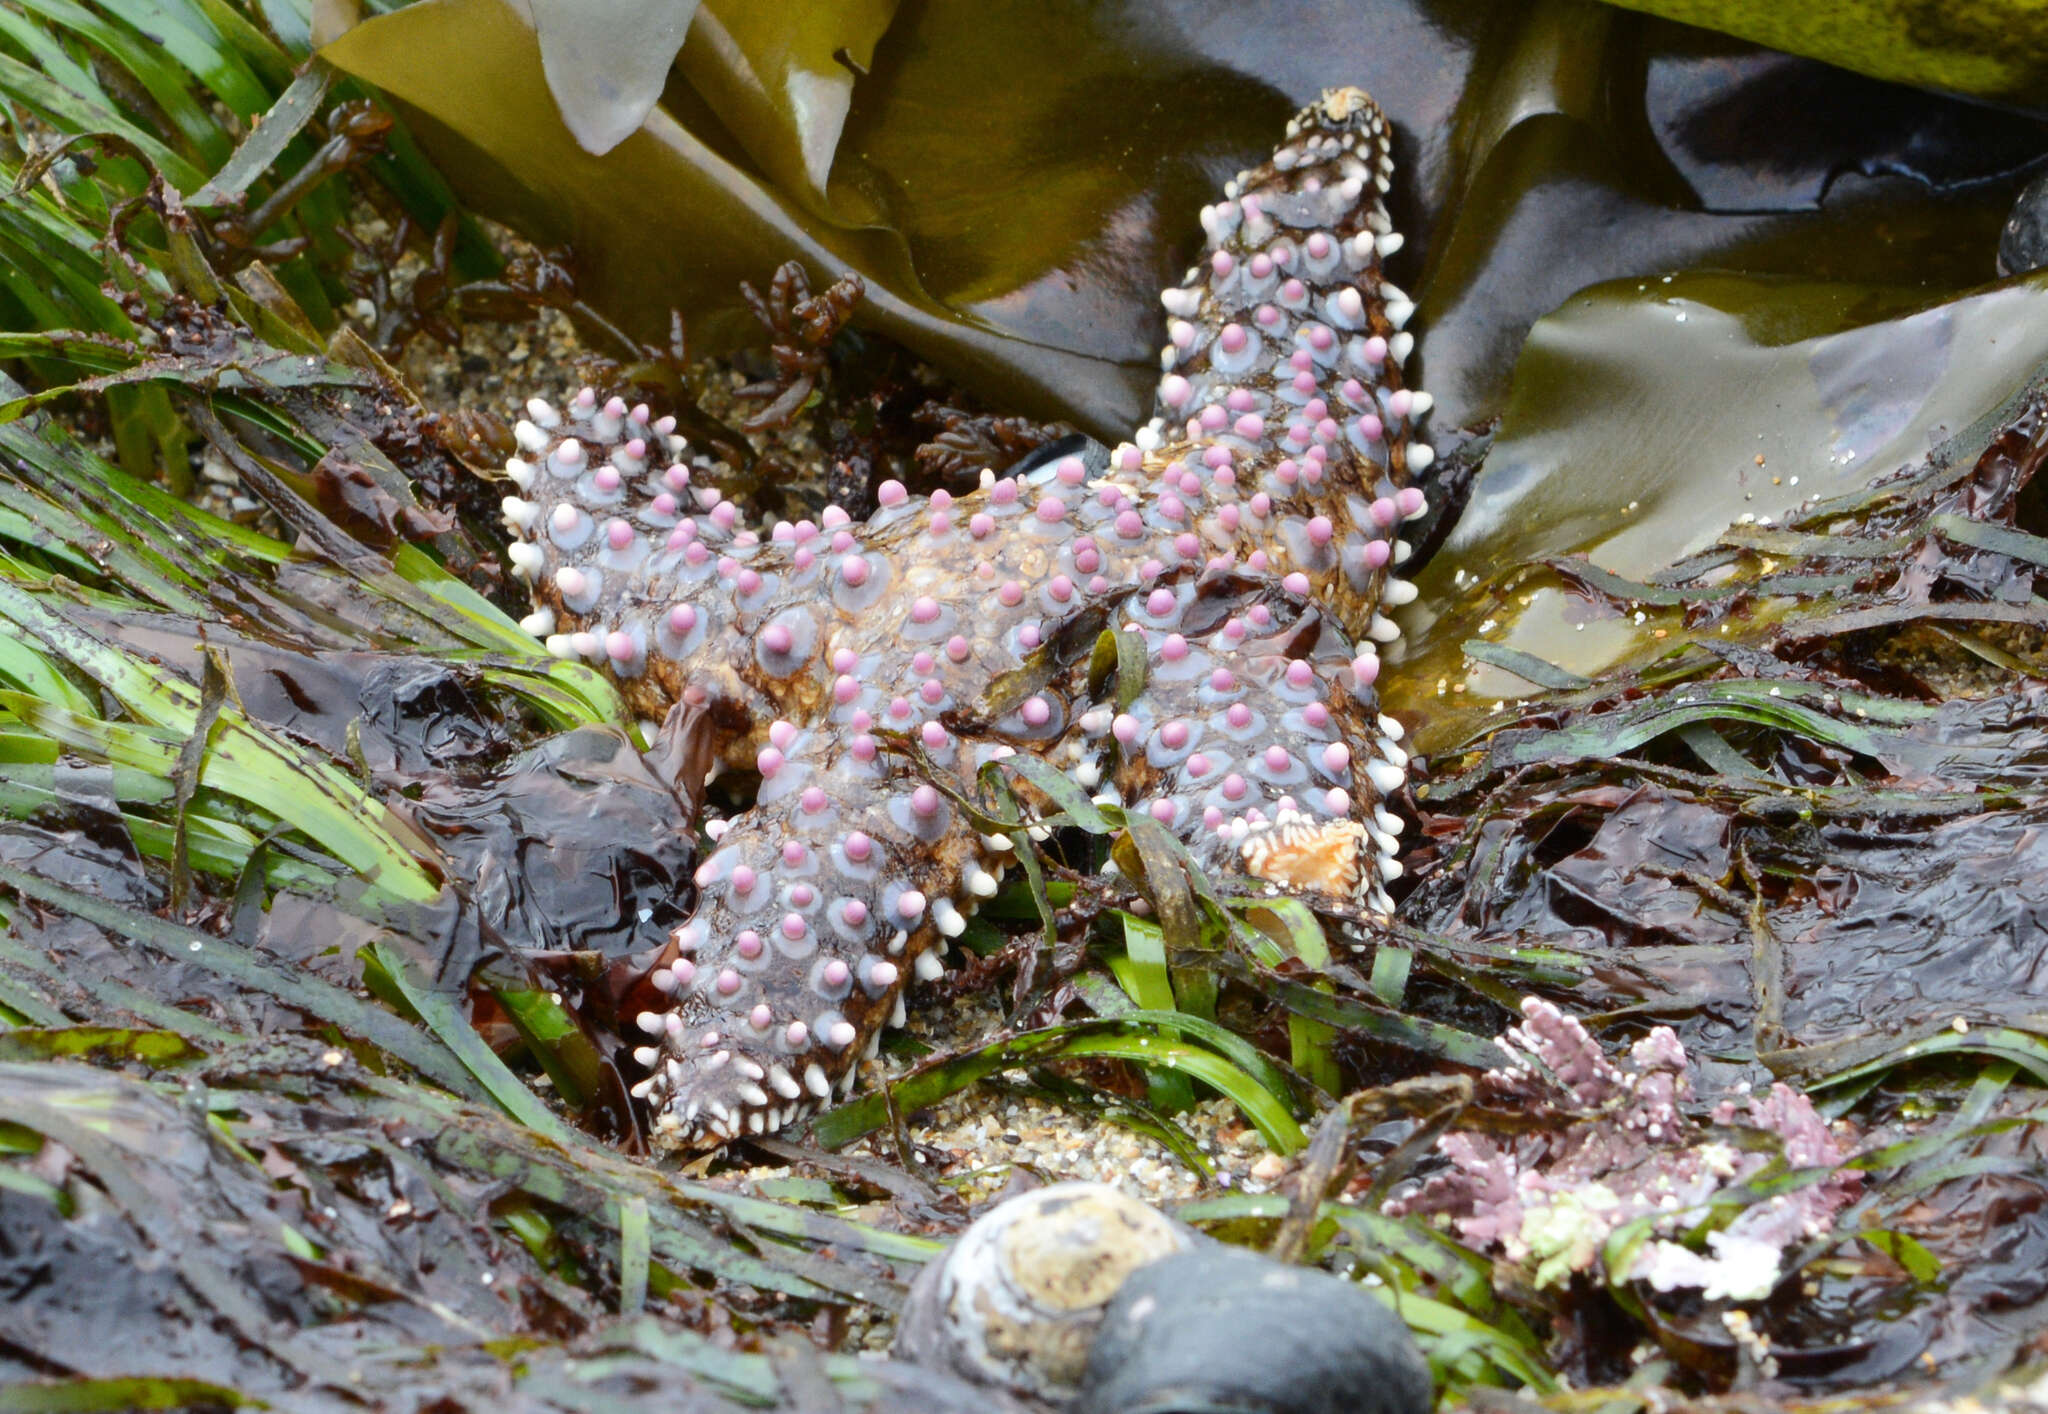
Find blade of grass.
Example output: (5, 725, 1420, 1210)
(811, 1011, 1308, 1153)
(617, 1194, 650, 1315)
(360, 938, 580, 1147)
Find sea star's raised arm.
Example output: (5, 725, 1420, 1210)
(494, 87, 1431, 1147)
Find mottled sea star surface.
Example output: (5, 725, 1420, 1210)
(496, 87, 1431, 1149)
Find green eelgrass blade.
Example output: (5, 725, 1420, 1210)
(360, 938, 581, 1147)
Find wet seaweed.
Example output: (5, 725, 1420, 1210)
(1370, 367, 2048, 1393)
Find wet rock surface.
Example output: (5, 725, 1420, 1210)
(1075, 1245, 1433, 1414)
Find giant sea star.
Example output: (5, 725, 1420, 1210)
(496, 87, 1431, 1149)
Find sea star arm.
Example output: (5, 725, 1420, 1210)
(620, 720, 997, 1142)
(1104, 573, 1408, 915)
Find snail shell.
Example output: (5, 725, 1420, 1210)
(893, 1181, 1198, 1400)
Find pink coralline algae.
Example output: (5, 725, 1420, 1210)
(1385, 999, 1861, 1300)
(495, 89, 1431, 1150)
